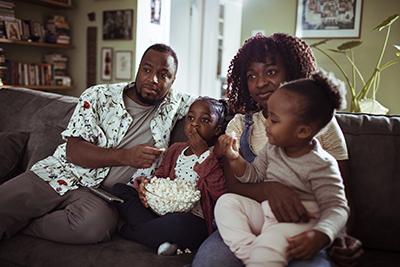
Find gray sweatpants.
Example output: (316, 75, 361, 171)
(0, 171, 118, 244)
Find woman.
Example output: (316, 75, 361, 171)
(192, 33, 363, 267)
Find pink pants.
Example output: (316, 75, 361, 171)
(215, 193, 320, 267)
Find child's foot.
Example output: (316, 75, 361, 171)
(157, 242, 178, 256)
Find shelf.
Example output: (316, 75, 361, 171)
(0, 39, 72, 49)
(17, 0, 73, 9)
(1, 85, 72, 91)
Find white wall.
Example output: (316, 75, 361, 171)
(135, 0, 171, 72)
(170, 0, 199, 96)
(220, 0, 243, 79)
(169, 0, 242, 98)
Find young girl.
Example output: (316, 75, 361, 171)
(216, 71, 349, 267)
(111, 96, 228, 255)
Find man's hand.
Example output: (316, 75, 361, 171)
(263, 182, 309, 223)
(218, 134, 239, 161)
(329, 235, 364, 267)
(66, 137, 164, 169)
(287, 230, 330, 260)
(123, 145, 164, 168)
(187, 127, 208, 156)
(136, 176, 149, 208)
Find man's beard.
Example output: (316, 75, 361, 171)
(135, 85, 163, 106)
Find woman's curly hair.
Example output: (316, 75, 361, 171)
(226, 33, 317, 114)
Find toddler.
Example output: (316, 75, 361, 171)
(216, 71, 349, 267)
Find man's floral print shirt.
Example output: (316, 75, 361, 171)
(31, 82, 192, 195)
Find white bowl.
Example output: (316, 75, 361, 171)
(144, 178, 201, 216)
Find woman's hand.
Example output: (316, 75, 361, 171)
(287, 230, 330, 260)
(264, 181, 309, 223)
(329, 235, 364, 267)
(218, 134, 239, 161)
(135, 176, 149, 208)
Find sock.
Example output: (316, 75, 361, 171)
(157, 242, 178, 256)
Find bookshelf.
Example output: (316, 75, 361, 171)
(0, 38, 72, 48)
(18, 0, 73, 9)
(0, 0, 73, 91)
(1, 84, 72, 90)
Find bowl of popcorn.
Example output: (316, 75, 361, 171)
(144, 177, 201, 216)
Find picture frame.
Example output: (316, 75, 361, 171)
(151, 0, 161, 24)
(5, 20, 21, 40)
(103, 9, 133, 40)
(115, 51, 132, 80)
(295, 0, 363, 38)
(101, 47, 113, 81)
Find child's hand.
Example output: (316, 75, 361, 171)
(286, 230, 330, 260)
(137, 177, 149, 208)
(187, 127, 208, 156)
(218, 134, 239, 161)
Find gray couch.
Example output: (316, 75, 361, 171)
(0, 87, 399, 267)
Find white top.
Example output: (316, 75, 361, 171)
(174, 146, 211, 218)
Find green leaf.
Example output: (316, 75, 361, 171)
(373, 14, 399, 31)
(328, 48, 345, 53)
(337, 41, 362, 51)
(310, 39, 331, 47)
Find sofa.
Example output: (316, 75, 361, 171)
(0, 87, 399, 267)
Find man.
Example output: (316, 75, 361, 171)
(0, 44, 192, 244)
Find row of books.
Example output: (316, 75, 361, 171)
(3, 60, 71, 87)
(0, 15, 71, 45)
(0, 0, 15, 18)
(45, 15, 71, 44)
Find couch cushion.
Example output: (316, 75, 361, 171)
(22, 125, 66, 170)
(336, 112, 400, 252)
(0, 132, 29, 184)
(0, 234, 193, 267)
(0, 88, 77, 171)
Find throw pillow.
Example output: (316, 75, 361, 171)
(0, 132, 29, 184)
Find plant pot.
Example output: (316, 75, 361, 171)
(359, 98, 389, 115)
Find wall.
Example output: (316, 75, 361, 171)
(66, 0, 172, 97)
(241, 0, 400, 114)
(135, 0, 171, 72)
(170, 0, 196, 96)
(66, 0, 137, 96)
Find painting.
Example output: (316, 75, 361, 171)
(115, 51, 132, 80)
(295, 0, 363, 38)
(101, 47, 113, 81)
(103, 9, 133, 40)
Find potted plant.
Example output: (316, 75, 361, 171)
(311, 14, 399, 114)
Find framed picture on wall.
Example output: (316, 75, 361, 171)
(101, 47, 113, 81)
(103, 9, 133, 40)
(295, 0, 363, 38)
(115, 51, 132, 80)
(151, 0, 161, 24)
